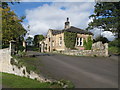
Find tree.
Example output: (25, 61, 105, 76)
(94, 36, 109, 44)
(26, 37, 33, 46)
(1, 2, 27, 48)
(33, 35, 44, 47)
(87, 2, 120, 38)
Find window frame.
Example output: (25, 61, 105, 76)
(76, 37, 83, 46)
(59, 37, 62, 46)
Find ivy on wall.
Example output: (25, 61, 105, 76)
(64, 31, 77, 49)
(84, 36, 93, 50)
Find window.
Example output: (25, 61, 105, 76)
(49, 38, 50, 42)
(76, 37, 83, 46)
(59, 37, 62, 46)
(52, 41, 54, 46)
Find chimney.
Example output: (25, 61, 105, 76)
(64, 17, 70, 29)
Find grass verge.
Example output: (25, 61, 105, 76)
(12, 56, 41, 74)
(2, 72, 62, 88)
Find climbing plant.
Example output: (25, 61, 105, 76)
(84, 36, 93, 50)
(64, 31, 77, 49)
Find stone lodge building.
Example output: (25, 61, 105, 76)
(40, 18, 93, 52)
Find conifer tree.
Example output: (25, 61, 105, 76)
(87, 2, 120, 38)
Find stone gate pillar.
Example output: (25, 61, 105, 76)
(104, 43, 108, 57)
(23, 41, 26, 52)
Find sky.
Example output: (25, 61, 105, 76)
(9, 1, 115, 41)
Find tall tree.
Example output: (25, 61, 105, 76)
(87, 2, 120, 38)
(1, 2, 27, 48)
(33, 35, 44, 47)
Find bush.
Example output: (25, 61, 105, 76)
(17, 51, 26, 57)
(84, 36, 93, 50)
(108, 46, 120, 55)
(109, 39, 120, 47)
(17, 45, 25, 52)
(108, 39, 120, 55)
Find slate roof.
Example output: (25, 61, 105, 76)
(50, 26, 93, 35)
(51, 30, 63, 35)
(64, 26, 93, 35)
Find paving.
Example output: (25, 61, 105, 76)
(27, 51, 118, 88)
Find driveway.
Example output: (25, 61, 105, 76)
(27, 51, 118, 88)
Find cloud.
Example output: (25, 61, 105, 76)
(23, 2, 95, 37)
(102, 31, 115, 41)
(21, 0, 95, 2)
(90, 28, 115, 41)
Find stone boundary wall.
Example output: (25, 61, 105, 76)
(60, 49, 108, 57)
(54, 42, 108, 57)
(0, 48, 51, 82)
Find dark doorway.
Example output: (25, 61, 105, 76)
(49, 46, 50, 52)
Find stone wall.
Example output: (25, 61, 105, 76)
(0, 48, 51, 82)
(54, 42, 108, 57)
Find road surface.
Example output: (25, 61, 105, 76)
(27, 51, 118, 88)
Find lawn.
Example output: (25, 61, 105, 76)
(1, 72, 62, 88)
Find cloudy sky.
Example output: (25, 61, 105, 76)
(9, 1, 115, 41)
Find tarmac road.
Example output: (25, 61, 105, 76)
(28, 51, 118, 88)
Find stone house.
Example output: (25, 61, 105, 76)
(40, 18, 93, 52)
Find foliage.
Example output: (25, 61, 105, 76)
(64, 31, 77, 49)
(26, 36, 33, 46)
(2, 72, 62, 88)
(26, 37, 33, 42)
(108, 46, 120, 55)
(13, 56, 39, 74)
(87, 2, 120, 38)
(26, 46, 39, 51)
(84, 36, 93, 50)
(94, 36, 109, 44)
(17, 50, 26, 57)
(33, 35, 44, 47)
(109, 39, 120, 47)
(59, 79, 75, 88)
(2, 2, 27, 48)
(108, 38, 120, 54)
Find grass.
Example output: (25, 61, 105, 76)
(108, 46, 120, 55)
(1, 72, 62, 88)
(12, 56, 42, 74)
(11, 54, 75, 88)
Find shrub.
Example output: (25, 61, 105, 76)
(109, 39, 120, 47)
(108, 39, 120, 54)
(84, 36, 93, 50)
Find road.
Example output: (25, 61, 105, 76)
(27, 51, 118, 88)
